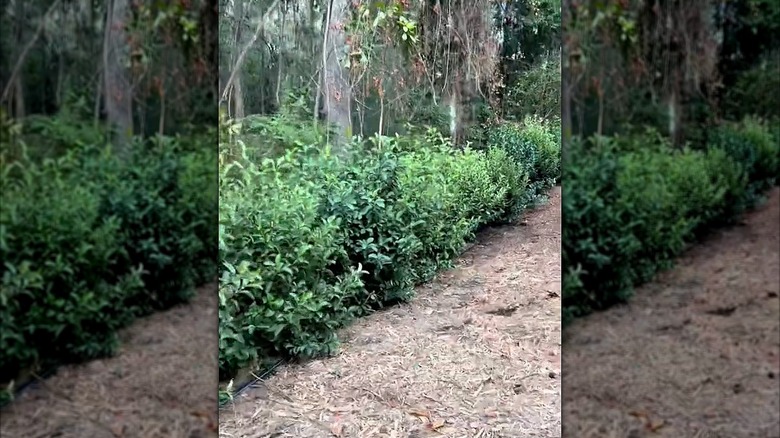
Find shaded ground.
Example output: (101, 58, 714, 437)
(563, 188, 780, 437)
(0, 285, 219, 438)
(220, 187, 562, 438)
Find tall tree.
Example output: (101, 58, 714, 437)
(319, 0, 353, 146)
(103, 0, 133, 150)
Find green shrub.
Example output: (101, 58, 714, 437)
(178, 144, 219, 284)
(448, 147, 530, 223)
(395, 92, 452, 138)
(317, 144, 416, 305)
(563, 121, 778, 323)
(0, 128, 216, 396)
(218, 120, 548, 379)
(488, 116, 560, 203)
(726, 118, 779, 189)
(723, 52, 780, 121)
(235, 113, 329, 160)
(17, 112, 107, 161)
(504, 53, 561, 121)
(521, 116, 561, 183)
(1, 153, 144, 380)
(394, 146, 473, 282)
(706, 118, 779, 214)
(218, 146, 364, 378)
(562, 138, 628, 321)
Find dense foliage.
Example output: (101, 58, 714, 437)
(561, 0, 779, 323)
(216, 0, 561, 407)
(218, 117, 560, 380)
(562, 120, 779, 323)
(0, 116, 217, 403)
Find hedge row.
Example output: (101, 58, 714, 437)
(562, 117, 779, 322)
(0, 130, 217, 398)
(218, 118, 561, 379)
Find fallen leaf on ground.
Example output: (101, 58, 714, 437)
(428, 418, 446, 430)
(630, 410, 666, 432)
(408, 408, 431, 421)
(647, 419, 666, 432)
(190, 410, 210, 419)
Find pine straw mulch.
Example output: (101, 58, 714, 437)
(219, 187, 562, 438)
(563, 187, 780, 438)
(0, 284, 219, 438)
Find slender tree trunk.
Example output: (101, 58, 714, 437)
(2, 0, 63, 115)
(561, 0, 572, 162)
(56, 49, 64, 108)
(13, 79, 24, 119)
(233, 77, 245, 118)
(320, 0, 352, 150)
(231, 0, 245, 118)
(275, 6, 286, 108)
(311, 0, 321, 123)
(103, 0, 133, 153)
(199, 0, 219, 104)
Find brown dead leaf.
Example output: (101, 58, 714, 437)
(408, 408, 431, 422)
(630, 411, 665, 432)
(428, 418, 446, 430)
(190, 410, 214, 426)
(647, 419, 666, 432)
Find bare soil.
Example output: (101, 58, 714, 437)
(0, 284, 219, 438)
(562, 188, 780, 438)
(219, 187, 562, 438)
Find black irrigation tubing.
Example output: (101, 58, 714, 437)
(222, 358, 287, 406)
(10, 364, 58, 397)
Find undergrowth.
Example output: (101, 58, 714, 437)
(218, 117, 561, 386)
(0, 112, 217, 405)
(562, 117, 779, 323)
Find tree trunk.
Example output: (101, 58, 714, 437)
(233, 76, 245, 119)
(231, 0, 246, 119)
(13, 78, 24, 119)
(320, 0, 352, 150)
(103, 0, 133, 153)
(199, 0, 219, 104)
(561, 0, 572, 162)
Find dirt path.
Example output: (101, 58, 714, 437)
(219, 187, 562, 438)
(563, 188, 780, 438)
(0, 285, 219, 438)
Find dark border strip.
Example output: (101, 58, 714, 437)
(1, 365, 59, 407)
(219, 358, 287, 407)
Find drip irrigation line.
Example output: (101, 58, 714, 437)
(221, 358, 287, 407)
(10, 365, 58, 398)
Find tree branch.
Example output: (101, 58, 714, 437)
(1, 0, 63, 105)
(219, 0, 281, 104)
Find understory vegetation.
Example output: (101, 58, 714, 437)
(562, 0, 780, 322)
(217, 0, 562, 397)
(0, 116, 218, 405)
(0, 1, 218, 405)
(219, 118, 560, 381)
